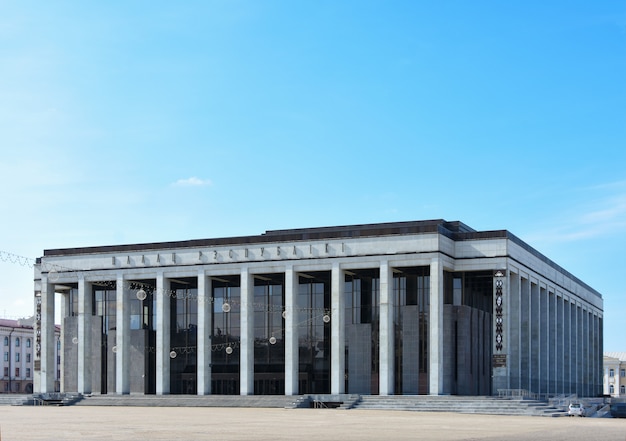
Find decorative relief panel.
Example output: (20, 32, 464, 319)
(495, 270, 504, 351)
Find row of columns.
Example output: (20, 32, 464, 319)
(507, 271, 602, 396)
(38, 258, 446, 396)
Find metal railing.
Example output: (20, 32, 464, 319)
(312, 400, 329, 409)
(497, 389, 539, 399)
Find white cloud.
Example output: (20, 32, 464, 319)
(524, 184, 626, 245)
(172, 177, 213, 187)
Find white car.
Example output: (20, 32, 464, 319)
(568, 403, 585, 417)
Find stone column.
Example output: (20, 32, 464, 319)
(77, 277, 92, 394)
(116, 274, 130, 394)
(284, 266, 299, 395)
(520, 276, 530, 391)
(576, 304, 582, 395)
(429, 258, 444, 395)
(539, 286, 547, 394)
(595, 313, 602, 395)
(240, 267, 254, 395)
(379, 260, 394, 395)
(564, 298, 572, 393)
(331, 262, 345, 394)
(156, 272, 171, 395)
(548, 290, 556, 395)
(40, 277, 56, 393)
(556, 294, 564, 393)
(530, 281, 539, 393)
(197, 271, 211, 395)
(583, 309, 594, 397)
(60, 293, 69, 393)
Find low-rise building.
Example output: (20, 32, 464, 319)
(1, 317, 60, 393)
(604, 352, 626, 397)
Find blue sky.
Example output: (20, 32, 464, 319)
(1, 1, 625, 351)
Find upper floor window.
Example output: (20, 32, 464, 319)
(26, 338, 31, 348)
(3, 336, 7, 346)
(14, 337, 20, 347)
(610, 369, 615, 377)
(26, 368, 31, 378)
(15, 353, 20, 362)
(3, 352, 7, 362)
(621, 369, 625, 378)
(622, 385, 626, 395)
(26, 353, 31, 363)
(610, 385, 615, 394)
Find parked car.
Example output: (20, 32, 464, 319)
(568, 402, 585, 417)
(611, 403, 626, 418)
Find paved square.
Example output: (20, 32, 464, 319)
(1, 407, 625, 441)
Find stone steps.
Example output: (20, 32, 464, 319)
(0, 394, 30, 406)
(74, 394, 302, 408)
(11, 393, 569, 417)
(352, 395, 567, 417)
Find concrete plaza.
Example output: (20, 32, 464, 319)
(1, 407, 625, 441)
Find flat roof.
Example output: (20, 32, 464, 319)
(43, 219, 477, 256)
(39, 219, 600, 298)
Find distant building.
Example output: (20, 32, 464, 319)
(1, 317, 60, 393)
(604, 352, 626, 397)
(34, 219, 603, 397)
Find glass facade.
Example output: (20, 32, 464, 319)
(393, 266, 430, 394)
(169, 278, 198, 394)
(211, 276, 241, 394)
(253, 274, 285, 395)
(92, 284, 116, 393)
(442, 270, 493, 395)
(345, 269, 379, 394)
(297, 271, 331, 394)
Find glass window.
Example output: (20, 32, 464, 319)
(26, 368, 31, 378)
(15, 367, 20, 377)
(610, 369, 615, 377)
(621, 369, 625, 378)
(15, 337, 20, 347)
(15, 353, 20, 362)
(3, 352, 7, 362)
(610, 385, 614, 394)
(3, 367, 8, 377)
(621, 385, 625, 394)
(3, 336, 7, 346)
(26, 353, 31, 363)
(26, 338, 31, 348)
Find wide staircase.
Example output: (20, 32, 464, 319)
(0, 394, 31, 406)
(74, 394, 302, 408)
(350, 395, 567, 417)
(5, 393, 569, 416)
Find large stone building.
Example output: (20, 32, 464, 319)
(33, 220, 603, 397)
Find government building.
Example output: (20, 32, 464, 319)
(33, 220, 603, 397)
